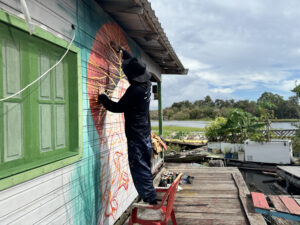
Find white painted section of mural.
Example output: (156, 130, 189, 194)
(98, 79, 137, 225)
(0, 0, 162, 225)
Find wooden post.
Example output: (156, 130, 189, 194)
(158, 81, 163, 136)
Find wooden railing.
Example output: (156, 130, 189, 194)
(260, 129, 297, 138)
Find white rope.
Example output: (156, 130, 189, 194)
(0, 32, 76, 102)
(20, 0, 34, 35)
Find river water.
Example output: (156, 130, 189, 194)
(151, 120, 298, 129)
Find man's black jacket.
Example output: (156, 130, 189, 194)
(98, 81, 152, 141)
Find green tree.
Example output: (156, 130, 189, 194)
(204, 96, 214, 107)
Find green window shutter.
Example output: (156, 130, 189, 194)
(2, 39, 22, 98)
(54, 61, 65, 100)
(0, 14, 80, 183)
(4, 102, 23, 161)
(55, 105, 66, 149)
(39, 53, 51, 100)
(2, 36, 23, 163)
(39, 104, 52, 153)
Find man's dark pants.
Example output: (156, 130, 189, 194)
(127, 135, 157, 203)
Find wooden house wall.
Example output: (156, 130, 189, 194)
(0, 0, 162, 224)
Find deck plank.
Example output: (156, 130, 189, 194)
(173, 205, 243, 214)
(172, 212, 245, 220)
(179, 183, 237, 190)
(269, 195, 290, 213)
(167, 218, 248, 225)
(166, 164, 266, 225)
(280, 196, 300, 215)
(294, 198, 300, 206)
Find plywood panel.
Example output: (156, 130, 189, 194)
(55, 105, 66, 149)
(4, 103, 23, 161)
(2, 39, 21, 98)
(39, 53, 51, 99)
(39, 104, 52, 152)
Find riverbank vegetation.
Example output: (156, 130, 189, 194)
(150, 91, 300, 121)
(151, 126, 203, 138)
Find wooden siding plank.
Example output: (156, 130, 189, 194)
(251, 192, 270, 210)
(280, 196, 300, 215)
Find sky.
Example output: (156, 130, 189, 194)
(149, 0, 300, 109)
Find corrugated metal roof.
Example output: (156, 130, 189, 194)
(96, 0, 188, 75)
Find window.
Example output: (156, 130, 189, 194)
(0, 14, 81, 182)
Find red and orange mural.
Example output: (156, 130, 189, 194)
(87, 23, 136, 224)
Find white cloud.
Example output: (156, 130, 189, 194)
(212, 88, 234, 94)
(150, 0, 300, 106)
(178, 55, 211, 71)
(267, 80, 298, 92)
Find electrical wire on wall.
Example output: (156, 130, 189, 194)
(0, 0, 76, 103)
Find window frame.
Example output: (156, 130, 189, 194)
(0, 10, 82, 191)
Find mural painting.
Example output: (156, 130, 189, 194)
(72, 23, 137, 225)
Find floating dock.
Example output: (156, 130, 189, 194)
(165, 139, 208, 147)
(252, 192, 300, 222)
(277, 166, 300, 190)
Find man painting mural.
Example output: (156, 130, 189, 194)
(98, 42, 157, 205)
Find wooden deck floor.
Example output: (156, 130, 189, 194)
(124, 163, 266, 225)
(163, 164, 266, 225)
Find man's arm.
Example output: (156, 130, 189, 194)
(98, 87, 132, 113)
(110, 41, 132, 60)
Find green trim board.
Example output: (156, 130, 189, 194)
(0, 9, 82, 190)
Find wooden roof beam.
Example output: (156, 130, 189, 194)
(141, 46, 168, 56)
(127, 30, 159, 41)
(146, 50, 169, 56)
(164, 68, 189, 75)
(101, 2, 144, 14)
